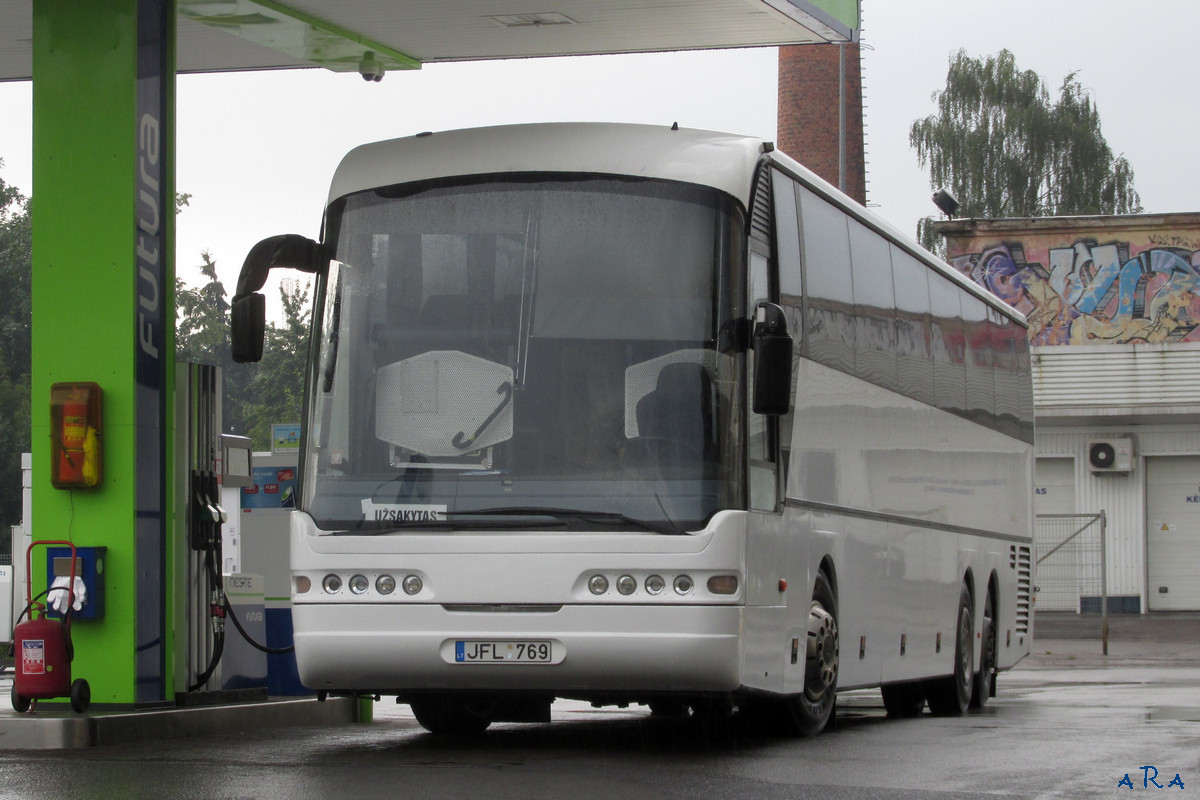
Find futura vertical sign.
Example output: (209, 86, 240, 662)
(135, 0, 171, 704)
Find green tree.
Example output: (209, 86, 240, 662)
(0, 164, 32, 544)
(176, 251, 231, 366)
(175, 250, 259, 441)
(240, 278, 311, 449)
(910, 49, 1141, 253)
(175, 257, 311, 451)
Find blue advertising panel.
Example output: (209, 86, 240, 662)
(243, 465, 298, 510)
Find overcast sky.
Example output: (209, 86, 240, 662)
(0, 0, 1196, 302)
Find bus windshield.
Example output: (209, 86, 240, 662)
(303, 175, 746, 533)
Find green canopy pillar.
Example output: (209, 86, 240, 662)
(31, 0, 179, 705)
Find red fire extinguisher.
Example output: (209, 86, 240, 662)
(11, 540, 91, 713)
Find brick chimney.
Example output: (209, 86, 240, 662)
(777, 43, 866, 205)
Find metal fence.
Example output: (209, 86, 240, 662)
(1034, 512, 1109, 653)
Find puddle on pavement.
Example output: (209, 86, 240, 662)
(1145, 706, 1200, 723)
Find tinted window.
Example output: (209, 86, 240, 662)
(928, 272, 966, 416)
(961, 292, 995, 426)
(773, 172, 802, 302)
(849, 218, 897, 393)
(891, 246, 934, 407)
(799, 187, 854, 374)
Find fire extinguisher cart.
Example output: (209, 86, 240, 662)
(11, 540, 91, 713)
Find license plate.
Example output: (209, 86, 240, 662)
(454, 640, 552, 664)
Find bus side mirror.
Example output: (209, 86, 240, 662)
(752, 301, 793, 416)
(231, 293, 266, 363)
(230, 234, 327, 364)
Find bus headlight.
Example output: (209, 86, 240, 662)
(294, 576, 312, 595)
(349, 574, 370, 595)
(322, 574, 342, 594)
(645, 574, 665, 595)
(616, 575, 637, 595)
(588, 575, 609, 595)
(673, 575, 694, 595)
(376, 575, 397, 595)
(402, 575, 423, 595)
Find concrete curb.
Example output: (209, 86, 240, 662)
(0, 694, 361, 750)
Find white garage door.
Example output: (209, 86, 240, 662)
(1033, 458, 1079, 611)
(1146, 457, 1200, 611)
(1035, 458, 1075, 515)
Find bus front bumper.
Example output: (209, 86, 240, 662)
(292, 602, 743, 695)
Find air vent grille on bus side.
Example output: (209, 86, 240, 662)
(750, 161, 772, 242)
(1011, 545, 1032, 634)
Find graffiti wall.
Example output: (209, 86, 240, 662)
(942, 218, 1200, 346)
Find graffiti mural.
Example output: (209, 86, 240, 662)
(949, 239, 1200, 346)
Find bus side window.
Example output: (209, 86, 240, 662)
(798, 186, 854, 374)
(891, 247, 934, 407)
(771, 171, 802, 496)
(748, 250, 777, 511)
(848, 217, 898, 394)
(929, 272, 967, 417)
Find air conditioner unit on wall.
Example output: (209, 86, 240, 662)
(1088, 438, 1134, 473)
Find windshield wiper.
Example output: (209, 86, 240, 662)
(451, 507, 683, 535)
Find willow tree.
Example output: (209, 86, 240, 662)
(910, 49, 1141, 252)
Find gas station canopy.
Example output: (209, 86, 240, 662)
(0, 0, 857, 81)
(4, 0, 858, 710)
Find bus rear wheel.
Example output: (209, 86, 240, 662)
(970, 589, 997, 709)
(410, 696, 494, 736)
(926, 584, 974, 716)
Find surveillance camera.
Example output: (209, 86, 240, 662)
(359, 51, 384, 83)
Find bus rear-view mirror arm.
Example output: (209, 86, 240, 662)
(751, 301, 793, 416)
(231, 234, 328, 363)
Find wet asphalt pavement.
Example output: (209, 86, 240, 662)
(0, 615, 1196, 800)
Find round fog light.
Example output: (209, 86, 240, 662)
(588, 574, 609, 595)
(402, 574, 423, 595)
(645, 574, 665, 595)
(673, 575, 694, 595)
(376, 575, 396, 595)
(322, 574, 342, 594)
(349, 574, 369, 595)
(616, 575, 637, 595)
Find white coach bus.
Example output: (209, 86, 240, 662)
(231, 122, 1034, 736)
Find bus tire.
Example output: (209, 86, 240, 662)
(926, 583, 974, 716)
(783, 571, 839, 736)
(970, 588, 997, 709)
(410, 696, 493, 736)
(880, 682, 925, 718)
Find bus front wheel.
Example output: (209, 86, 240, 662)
(782, 571, 839, 736)
(410, 696, 493, 736)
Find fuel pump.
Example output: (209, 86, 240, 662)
(181, 363, 228, 694)
(178, 364, 279, 700)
